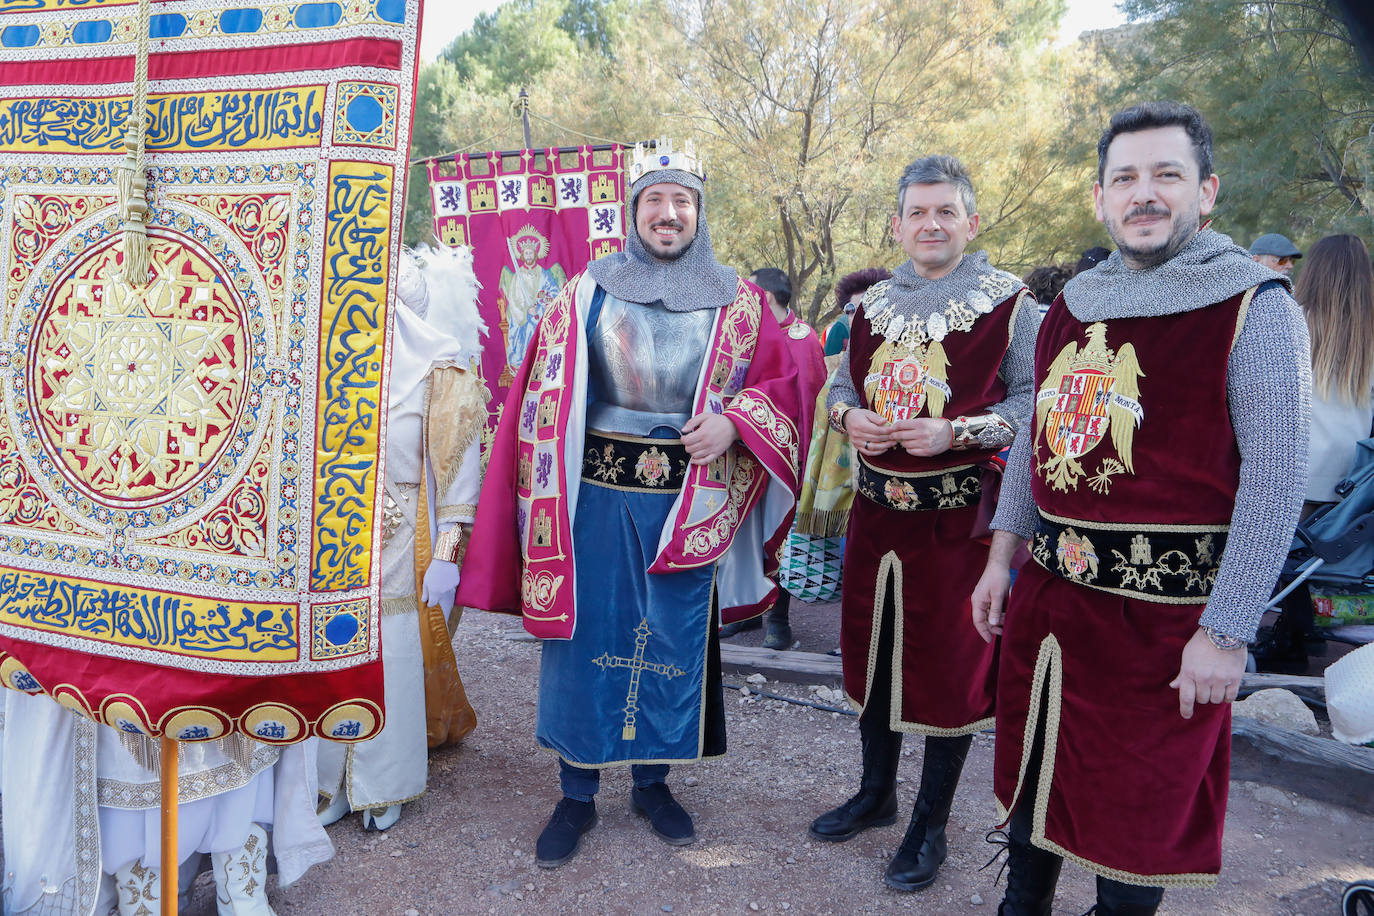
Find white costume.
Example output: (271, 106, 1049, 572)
(316, 245, 486, 828)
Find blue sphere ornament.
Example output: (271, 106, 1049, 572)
(659, 155, 670, 166)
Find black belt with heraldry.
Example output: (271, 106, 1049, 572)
(855, 458, 983, 512)
(582, 429, 690, 492)
(1031, 510, 1229, 603)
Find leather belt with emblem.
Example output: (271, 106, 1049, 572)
(855, 458, 983, 512)
(1031, 511, 1229, 603)
(582, 429, 689, 492)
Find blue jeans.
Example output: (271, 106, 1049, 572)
(559, 760, 669, 802)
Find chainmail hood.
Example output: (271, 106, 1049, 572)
(883, 250, 1021, 319)
(1064, 228, 1290, 321)
(586, 168, 739, 312)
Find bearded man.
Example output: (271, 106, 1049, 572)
(972, 101, 1310, 915)
(816, 155, 1038, 892)
(456, 140, 807, 867)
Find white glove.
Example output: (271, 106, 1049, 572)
(421, 559, 460, 611)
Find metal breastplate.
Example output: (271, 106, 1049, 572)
(587, 295, 713, 434)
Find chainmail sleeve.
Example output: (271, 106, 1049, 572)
(985, 292, 1041, 432)
(989, 419, 1038, 539)
(1198, 286, 1311, 641)
(826, 345, 861, 418)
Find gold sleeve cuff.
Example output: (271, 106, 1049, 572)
(433, 526, 465, 564)
(828, 402, 857, 435)
(949, 412, 1015, 451)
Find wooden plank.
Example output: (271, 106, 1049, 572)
(1241, 672, 1326, 703)
(1230, 717, 1374, 812)
(720, 644, 843, 683)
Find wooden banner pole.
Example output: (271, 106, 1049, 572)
(160, 736, 178, 916)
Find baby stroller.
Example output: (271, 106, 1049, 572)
(1253, 437, 1374, 673)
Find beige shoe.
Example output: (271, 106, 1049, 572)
(212, 824, 276, 916)
(113, 860, 160, 916)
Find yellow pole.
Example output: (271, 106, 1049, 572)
(160, 736, 178, 916)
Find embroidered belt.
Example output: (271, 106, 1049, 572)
(855, 460, 982, 512)
(582, 430, 689, 492)
(1031, 512, 1229, 603)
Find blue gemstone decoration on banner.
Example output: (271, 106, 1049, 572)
(1, 25, 39, 48)
(149, 13, 187, 38)
(377, 0, 406, 23)
(219, 9, 264, 33)
(346, 94, 383, 133)
(295, 2, 342, 28)
(324, 612, 360, 646)
(71, 20, 113, 44)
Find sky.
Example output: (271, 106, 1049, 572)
(419, 0, 1130, 62)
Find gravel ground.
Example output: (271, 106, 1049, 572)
(182, 600, 1372, 916)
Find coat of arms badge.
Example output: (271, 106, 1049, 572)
(865, 338, 952, 423)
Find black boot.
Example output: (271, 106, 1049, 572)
(996, 794, 1062, 915)
(1084, 877, 1164, 915)
(883, 734, 972, 891)
(809, 715, 901, 841)
(763, 593, 793, 650)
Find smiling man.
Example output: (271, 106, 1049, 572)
(457, 140, 807, 868)
(971, 102, 1311, 914)
(818, 155, 1038, 892)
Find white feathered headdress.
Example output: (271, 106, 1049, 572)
(407, 244, 487, 366)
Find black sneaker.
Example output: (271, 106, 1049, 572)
(535, 797, 597, 868)
(630, 783, 695, 845)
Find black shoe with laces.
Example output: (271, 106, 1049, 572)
(535, 797, 597, 868)
(631, 782, 695, 845)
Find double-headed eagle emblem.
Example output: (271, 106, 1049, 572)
(1035, 322, 1144, 493)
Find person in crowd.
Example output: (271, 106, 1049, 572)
(1249, 232, 1303, 276)
(816, 155, 1038, 892)
(972, 101, 1309, 915)
(1022, 263, 1074, 312)
(455, 140, 808, 868)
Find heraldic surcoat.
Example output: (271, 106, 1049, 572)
(995, 287, 1255, 887)
(842, 275, 1030, 735)
(457, 270, 805, 767)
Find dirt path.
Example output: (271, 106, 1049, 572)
(205, 603, 1372, 916)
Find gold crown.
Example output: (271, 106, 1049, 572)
(627, 138, 705, 186)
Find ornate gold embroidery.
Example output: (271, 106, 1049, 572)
(730, 391, 799, 469)
(865, 338, 951, 421)
(592, 618, 686, 740)
(585, 443, 626, 482)
(682, 456, 756, 557)
(1054, 527, 1099, 581)
(1035, 322, 1144, 492)
(634, 446, 674, 486)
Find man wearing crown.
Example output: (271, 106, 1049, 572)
(814, 155, 1039, 892)
(971, 102, 1309, 914)
(457, 140, 810, 867)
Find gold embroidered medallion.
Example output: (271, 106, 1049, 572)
(1055, 527, 1099, 581)
(635, 446, 673, 486)
(1035, 322, 1144, 492)
(865, 338, 950, 422)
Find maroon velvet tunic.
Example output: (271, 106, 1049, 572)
(841, 284, 1027, 734)
(995, 289, 1251, 886)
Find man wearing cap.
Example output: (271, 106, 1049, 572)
(972, 101, 1309, 914)
(814, 154, 1038, 892)
(1249, 232, 1302, 276)
(457, 140, 808, 867)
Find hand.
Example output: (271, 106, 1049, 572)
(422, 559, 461, 611)
(1169, 627, 1246, 719)
(971, 563, 1011, 643)
(682, 413, 740, 465)
(843, 408, 895, 458)
(890, 417, 954, 457)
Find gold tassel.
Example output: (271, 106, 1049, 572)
(116, 126, 149, 284)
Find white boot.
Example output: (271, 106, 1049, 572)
(113, 860, 161, 916)
(361, 804, 401, 831)
(317, 790, 351, 827)
(212, 824, 276, 916)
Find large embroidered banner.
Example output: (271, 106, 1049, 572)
(427, 146, 626, 433)
(0, 0, 421, 744)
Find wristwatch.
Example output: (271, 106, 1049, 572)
(1201, 626, 1245, 651)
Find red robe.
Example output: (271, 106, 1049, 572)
(456, 271, 810, 636)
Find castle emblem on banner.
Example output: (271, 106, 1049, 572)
(865, 339, 951, 422)
(1035, 322, 1144, 493)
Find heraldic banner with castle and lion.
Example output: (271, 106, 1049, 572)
(427, 146, 627, 429)
(0, 0, 422, 745)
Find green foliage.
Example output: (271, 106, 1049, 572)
(1109, 0, 1374, 248)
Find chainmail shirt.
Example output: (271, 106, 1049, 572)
(586, 168, 738, 312)
(827, 251, 1040, 433)
(991, 230, 1311, 641)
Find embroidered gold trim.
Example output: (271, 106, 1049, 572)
(97, 743, 278, 808)
(1036, 507, 1229, 534)
(1230, 285, 1257, 354)
(729, 389, 800, 471)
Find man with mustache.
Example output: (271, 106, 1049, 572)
(971, 101, 1310, 914)
(457, 140, 810, 867)
(816, 155, 1038, 892)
